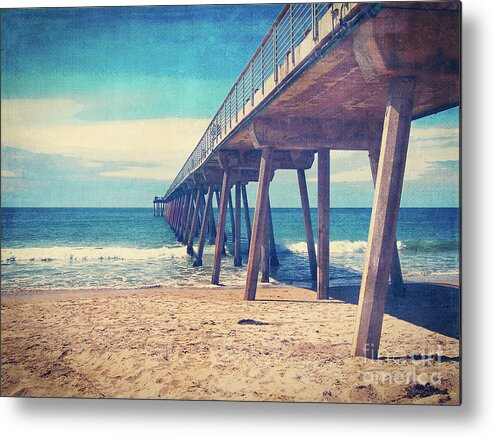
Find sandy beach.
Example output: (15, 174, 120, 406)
(1, 278, 460, 404)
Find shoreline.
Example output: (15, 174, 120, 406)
(1, 277, 460, 404)
(0, 273, 460, 297)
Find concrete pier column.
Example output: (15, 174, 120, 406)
(353, 76, 416, 359)
(212, 172, 231, 285)
(184, 190, 196, 244)
(244, 148, 274, 300)
(317, 149, 330, 300)
(368, 150, 405, 294)
(297, 169, 317, 281)
(208, 192, 218, 245)
(187, 189, 202, 256)
(267, 198, 279, 267)
(178, 192, 191, 242)
(194, 186, 213, 267)
(241, 184, 252, 249)
(228, 190, 236, 243)
(234, 183, 243, 267)
(261, 199, 270, 283)
(215, 191, 228, 244)
(170, 200, 177, 231)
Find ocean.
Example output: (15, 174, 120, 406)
(1, 207, 460, 293)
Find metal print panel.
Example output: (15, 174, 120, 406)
(1, 1, 460, 404)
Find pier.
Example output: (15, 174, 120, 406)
(156, 2, 460, 358)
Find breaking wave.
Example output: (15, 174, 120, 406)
(1, 245, 188, 263)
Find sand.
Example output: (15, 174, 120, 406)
(0, 279, 460, 404)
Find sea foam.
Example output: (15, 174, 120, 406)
(1, 245, 189, 262)
(285, 240, 403, 254)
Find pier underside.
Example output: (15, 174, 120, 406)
(160, 2, 460, 358)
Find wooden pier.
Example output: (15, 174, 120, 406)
(155, 2, 460, 358)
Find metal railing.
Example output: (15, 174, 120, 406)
(164, 2, 358, 200)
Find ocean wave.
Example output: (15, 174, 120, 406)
(285, 240, 376, 254)
(0, 245, 189, 263)
(400, 240, 459, 252)
(284, 239, 458, 254)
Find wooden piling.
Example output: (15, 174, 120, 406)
(368, 150, 405, 294)
(215, 191, 228, 244)
(317, 149, 330, 300)
(297, 169, 317, 281)
(267, 198, 279, 267)
(187, 189, 202, 256)
(241, 184, 252, 248)
(261, 206, 270, 283)
(178, 192, 191, 242)
(245, 148, 274, 300)
(234, 183, 242, 267)
(184, 190, 195, 244)
(212, 172, 231, 285)
(353, 76, 416, 359)
(194, 186, 213, 267)
(228, 190, 236, 243)
(208, 193, 218, 245)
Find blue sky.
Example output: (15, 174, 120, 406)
(1, 4, 459, 207)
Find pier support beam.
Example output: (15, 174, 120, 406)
(297, 169, 317, 281)
(267, 198, 279, 267)
(353, 76, 416, 359)
(317, 149, 330, 300)
(212, 172, 231, 285)
(245, 148, 274, 300)
(368, 150, 405, 294)
(228, 190, 236, 243)
(242, 184, 252, 248)
(176, 197, 183, 241)
(208, 194, 217, 245)
(184, 190, 195, 244)
(194, 186, 213, 267)
(261, 198, 270, 283)
(215, 191, 228, 245)
(187, 189, 202, 256)
(179, 193, 191, 242)
(234, 183, 243, 267)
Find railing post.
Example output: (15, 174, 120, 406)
(229, 95, 232, 128)
(273, 25, 278, 83)
(250, 63, 254, 107)
(235, 84, 238, 122)
(261, 44, 265, 95)
(312, 4, 319, 41)
(242, 75, 245, 115)
(290, 4, 295, 65)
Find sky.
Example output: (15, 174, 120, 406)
(1, 4, 460, 208)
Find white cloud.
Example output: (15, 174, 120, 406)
(303, 124, 459, 184)
(1, 98, 85, 126)
(100, 165, 177, 181)
(1, 98, 458, 184)
(1, 170, 16, 178)
(1, 98, 210, 181)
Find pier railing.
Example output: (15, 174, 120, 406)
(163, 2, 360, 200)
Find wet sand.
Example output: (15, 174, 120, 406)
(1, 279, 460, 404)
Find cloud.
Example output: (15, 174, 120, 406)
(1, 97, 210, 181)
(100, 165, 177, 181)
(1, 99, 85, 126)
(1, 98, 459, 186)
(1, 170, 17, 177)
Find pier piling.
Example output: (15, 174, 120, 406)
(317, 149, 330, 300)
(212, 171, 231, 285)
(353, 76, 416, 359)
(245, 148, 274, 300)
